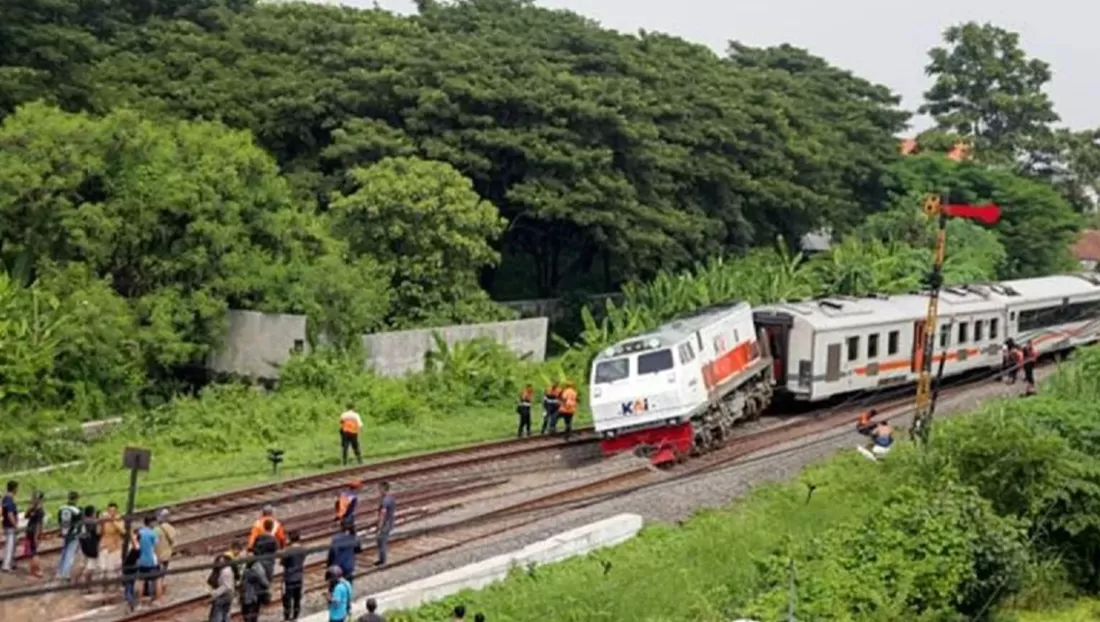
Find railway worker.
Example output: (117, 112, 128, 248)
(252, 518, 280, 584)
(856, 409, 878, 436)
(336, 481, 362, 530)
(557, 382, 578, 440)
(540, 383, 561, 434)
(282, 530, 307, 621)
(516, 384, 534, 438)
(374, 481, 396, 567)
(868, 420, 894, 457)
(326, 565, 353, 622)
(326, 524, 363, 585)
(248, 504, 287, 551)
(1023, 339, 1038, 395)
(340, 403, 365, 466)
(1, 480, 17, 573)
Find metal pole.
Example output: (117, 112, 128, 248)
(120, 466, 138, 566)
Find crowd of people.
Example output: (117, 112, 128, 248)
(515, 381, 579, 439)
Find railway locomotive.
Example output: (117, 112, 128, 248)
(589, 272, 1100, 464)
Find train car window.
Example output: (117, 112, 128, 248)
(638, 349, 674, 375)
(887, 331, 899, 355)
(957, 322, 969, 344)
(594, 358, 630, 384)
(678, 343, 695, 364)
(990, 318, 999, 340)
(939, 325, 950, 348)
(846, 336, 859, 361)
(867, 334, 879, 359)
(974, 320, 984, 342)
(1016, 301, 1100, 332)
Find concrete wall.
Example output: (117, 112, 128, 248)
(206, 310, 308, 379)
(297, 513, 646, 622)
(362, 317, 548, 376)
(207, 310, 548, 380)
(502, 293, 623, 321)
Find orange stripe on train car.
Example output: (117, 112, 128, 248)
(854, 348, 980, 376)
(702, 340, 757, 391)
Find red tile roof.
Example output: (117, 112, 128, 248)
(1071, 230, 1100, 262)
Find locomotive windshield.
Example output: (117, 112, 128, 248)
(594, 357, 630, 384)
(637, 349, 674, 375)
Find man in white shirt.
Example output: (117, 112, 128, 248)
(339, 404, 364, 465)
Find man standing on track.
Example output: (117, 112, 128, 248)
(98, 502, 125, 591)
(335, 481, 361, 531)
(340, 403, 364, 466)
(1, 480, 17, 573)
(374, 481, 396, 567)
(57, 491, 83, 583)
(540, 383, 560, 435)
(516, 384, 533, 438)
(558, 382, 578, 440)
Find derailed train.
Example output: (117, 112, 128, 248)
(589, 272, 1100, 464)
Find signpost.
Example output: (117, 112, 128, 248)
(120, 447, 151, 565)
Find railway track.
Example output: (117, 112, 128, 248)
(19, 429, 597, 562)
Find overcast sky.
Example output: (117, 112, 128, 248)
(336, 0, 1098, 133)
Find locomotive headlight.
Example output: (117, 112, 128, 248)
(647, 338, 660, 349)
(603, 347, 615, 357)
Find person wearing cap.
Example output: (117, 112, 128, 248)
(357, 597, 384, 622)
(248, 504, 286, 551)
(57, 491, 83, 582)
(326, 565, 353, 622)
(335, 481, 361, 531)
(154, 508, 177, 598)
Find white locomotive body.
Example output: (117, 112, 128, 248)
(754, 273, 1100, 402)
(590, 301, 773, 464)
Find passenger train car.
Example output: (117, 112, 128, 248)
(589, 272, 1100, 464)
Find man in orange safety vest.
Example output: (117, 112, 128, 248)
(247, 504, 286, 552)
(335, 481, 361, 530)
(339, 404, 363, 466)
(558, 382, 578, 440)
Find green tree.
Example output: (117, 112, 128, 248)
(885, 154, 1079, 277)
(920, 22, 1059, 165)
(328, 156, 510, 327)
(0, 102, 345, 376)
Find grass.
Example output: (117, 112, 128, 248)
(1011, 598, 1100, 621)
(388, 453, 893, 621)
(14, 401, 588, 512)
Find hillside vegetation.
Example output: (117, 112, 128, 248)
(390, 347, 1100, 622)
(0, 1, 1094, 497)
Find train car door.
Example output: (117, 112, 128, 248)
(911, 320, 926, 373)
(753, 311, 792, 386)
(825, 344, 841, 382)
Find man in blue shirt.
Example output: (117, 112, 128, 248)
(1, 480, 17, 572)
(326, 565, 352, 622)
(137, 514, 160, 604)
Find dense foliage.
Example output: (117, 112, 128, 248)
(388, 348, 1100, 622)
(0, 2, 1089, 480)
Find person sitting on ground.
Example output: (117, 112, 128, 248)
(868, 419, 894, 456)
(357, 597, 384, 622)
(856, 408, 877, 436)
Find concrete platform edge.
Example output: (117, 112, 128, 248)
(299, 513, 645, 621)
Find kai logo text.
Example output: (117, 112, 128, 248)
(621, 398, 650, 415)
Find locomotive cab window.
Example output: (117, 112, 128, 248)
(846, 336, 859, 361)
(867, 334, 879, 359)
(887, 330, 899, 355)
(594, 358, 630, 384)
(974, 320, 984, 342)
(678, 343, 696, 364)
(957, 322, 969, 344)
(638, 349, 675, 375)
